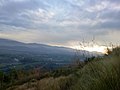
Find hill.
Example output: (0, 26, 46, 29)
(0, 38, 102, 71)
(1, 47, 119, 90)
(0, 38, 75, 71)
(0, 38, 74, 54)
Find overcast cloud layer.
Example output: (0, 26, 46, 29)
(0, 0, 120, 47)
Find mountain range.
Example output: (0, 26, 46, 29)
(0, 38, 74, 54)
(0, 38, 101, 71)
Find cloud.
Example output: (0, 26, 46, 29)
(85, 1, 109, 12)
(0, 0, 120, 47)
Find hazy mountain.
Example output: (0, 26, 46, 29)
(0, 38, 74, 55)
(0, 38, 76, 71)
(0, 38, 102, 71)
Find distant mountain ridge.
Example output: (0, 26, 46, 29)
(0, 38, 102, 55)
(0, 38, 76, 71)
(0, 38, 102, 71)
(0, 38, 74, 55)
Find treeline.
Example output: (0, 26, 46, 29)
(0, 68, 50, 90)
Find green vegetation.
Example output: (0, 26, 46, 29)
(1, 47, 120, 90)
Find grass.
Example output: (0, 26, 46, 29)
(70, 47, 120, 90)
(7, 47, 120, 90)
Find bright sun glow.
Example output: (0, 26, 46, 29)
(71, 45, 107, 54)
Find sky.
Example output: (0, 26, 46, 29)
(0, 0, 120, 51)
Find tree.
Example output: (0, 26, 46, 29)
(0, 71, 4, 89)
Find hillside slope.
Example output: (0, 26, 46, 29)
(6, 47, 120, 90)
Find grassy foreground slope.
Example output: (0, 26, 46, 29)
(7, 47, 120, 90)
